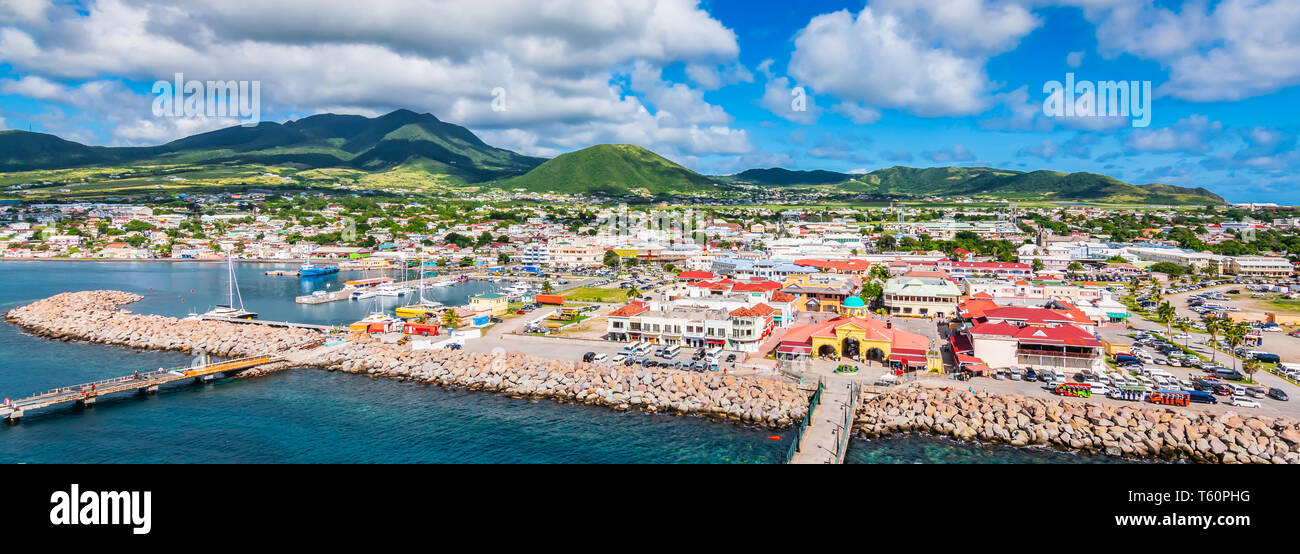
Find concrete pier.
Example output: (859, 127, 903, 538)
(790, 379, 859, 464)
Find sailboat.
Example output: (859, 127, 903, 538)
(204, 253, 258, 319)
(395, 254, 445, 319)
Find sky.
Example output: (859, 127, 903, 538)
(1, 0, 1299, 203)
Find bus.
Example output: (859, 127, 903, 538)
(663, 344, 681, 358)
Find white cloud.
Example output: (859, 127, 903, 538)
(787, 1, 1039, 117)
(1066, 50, 1085, 67)
(1071, 0, 1300, 102)
(756, 76, 819, 125)
(832, 102, 881, 125)
(684, 62, 753, 91)
(0, 0, 48, 24)
(924, 144, 976, 163)
(0, 0, 754, 160)
(1124, 114, 1223, 153)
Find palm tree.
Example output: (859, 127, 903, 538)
(440, 308, 461, 329)
(541, 280, 554, 295)
(1205, 317, 1223, 363)
(1242, 357, 1261, 384)
(1157, 301, 1176, 335)
(1173, 317, 1193, 349)
(1223, 321, 1249, 372)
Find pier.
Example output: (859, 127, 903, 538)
(1, 355, 286, 421)
(788, 379, 861, 464)
(195, 315, 334, 332)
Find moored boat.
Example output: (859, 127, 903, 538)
(299, 262, 340, 277)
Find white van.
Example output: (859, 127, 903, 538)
(592, 353, 608, 362)
(663, 344, 681, 358)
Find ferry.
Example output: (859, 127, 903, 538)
(299, 262, 339, 277)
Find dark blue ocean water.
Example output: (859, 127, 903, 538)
(0, 261, 1124, 463)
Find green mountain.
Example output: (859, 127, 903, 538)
(840, 166, 1225, 205)
(722, 168, 852, 186)
(0, 109, 544, 183)
(0, 131, 122, 170)
(501, 144, 718, 196)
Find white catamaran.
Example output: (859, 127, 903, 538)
(204, 253, 258, 319)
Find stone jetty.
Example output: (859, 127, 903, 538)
(6, 291, 808, 427)
(854, 386, 1300, 464)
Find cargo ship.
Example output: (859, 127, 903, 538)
(299, 262, 339, 277)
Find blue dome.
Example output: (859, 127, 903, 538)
(843, 296, 865, 308)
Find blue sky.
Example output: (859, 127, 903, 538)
(1, 0, 1298, 203)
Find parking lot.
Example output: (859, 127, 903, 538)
(464, 335, 751, 374)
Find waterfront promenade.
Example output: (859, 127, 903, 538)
(791, 379, 857, 464)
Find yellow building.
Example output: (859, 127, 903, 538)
(469, 292, 509, 316)
(777, 315, 936, 370)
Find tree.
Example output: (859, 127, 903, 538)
(497, 252, 510, 266)
(1222, 321, 1249, 373)
(1242, 357, 1262, 384)
(440, 309, 461, 328)
(541, 281, 554, 294)
(1031, 258, 1045, 272)
(868, 263, 890, 282)
(860, 280, 884, 304)
(1067, 261, 1084, 272)
(626, 287, 641, 301)
(1156, 301, 1176, 335)
(602, 250, 620, 268)
(1205, 317, 1224, 364)
(1173, 317, 1193, 349)
(458, 257, 475, 267)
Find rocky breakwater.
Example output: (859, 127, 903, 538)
(305, 335, 809, 427)
(855, 387, 1300, 464)
(5, 290, 323, 360)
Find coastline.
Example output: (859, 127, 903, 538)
(852, 386, 1300, 464)
(4, 290, 811, 429)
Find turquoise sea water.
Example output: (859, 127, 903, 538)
(0, 261, 1128, 463)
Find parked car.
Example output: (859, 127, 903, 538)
(725, 353, 737, 362)
(1268, 388, 1289, 401)
(582, 351, 596, 362)
(1230, 396, 1262, 408)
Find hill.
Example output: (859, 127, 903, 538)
(0, 110, 544, 183)
(500, 144, 717, 196)
(723, 168, 852, 186)
(841, 166, 1225, 205)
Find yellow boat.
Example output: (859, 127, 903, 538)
(394, 301, 444, 319)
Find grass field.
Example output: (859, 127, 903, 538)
(562, 286, 631, 303)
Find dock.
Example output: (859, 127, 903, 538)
(1, 355, 286, 421)
(788, 379, 861, 464)
(195, 315, 335, 332)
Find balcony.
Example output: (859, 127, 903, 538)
(1016, 348, 1098, 359)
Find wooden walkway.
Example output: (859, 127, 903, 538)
(0, 355, 286, 421)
